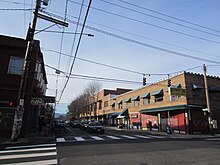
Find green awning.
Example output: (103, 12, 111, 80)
(124, 98, 131, 103)
(117, 100, 122, 104)
(140, 104, 204, 113)
(172, 84, 181, 88)
(131, 96, 140, 101)
(151, 89, 163, 96)
(140, 93, 150, 98)
(117, 108, 129, 118)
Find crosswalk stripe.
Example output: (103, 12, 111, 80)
(6, 143, 56, 150)
(106, 135, 122, 140)
(134, 135, 151, 139)
(91, 136, 104, 140)
(0, 147, 56, 154)
(56, 138, 65, 142)
(0, 152, 56, 160)
(74, 137, 86, 141)
(120, 135, 137, 139)
(3, 159, 57, 165)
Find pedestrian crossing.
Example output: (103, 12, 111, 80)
(0, 143, 57, 165)
(56, 134, 183, 143)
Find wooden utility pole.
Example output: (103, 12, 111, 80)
(203, 64, 213, 134)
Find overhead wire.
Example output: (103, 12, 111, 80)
(68, 19, 220, 65)
(58, 0, 93, 103)
(41, 10, 220, 59)
(117, 0, 220, 34)
(99, 0, 220, 38)
(69, 0, 220, 45)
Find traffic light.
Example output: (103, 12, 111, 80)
(143, 75, 146, 86)
(0, 100, 16, 107)
(168, 79, 171, 87)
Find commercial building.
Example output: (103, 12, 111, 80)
(0, 35, 53, 137)
(81, 72, 220, 134)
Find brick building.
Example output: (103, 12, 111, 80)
(81, 72, 220, 134)
(0, 35, 50, 137)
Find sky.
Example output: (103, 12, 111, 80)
(1, 0, 220, 114)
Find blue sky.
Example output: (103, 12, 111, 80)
(1, 0, 220, 114)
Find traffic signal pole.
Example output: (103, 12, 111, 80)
(11, 0, 41, 142)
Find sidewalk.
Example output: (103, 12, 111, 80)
(105, 126, 220, 139)
(0, 131, 55, 145)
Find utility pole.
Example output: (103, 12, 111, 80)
(11, 0, 41, 142)
(203, 64, 213, 135)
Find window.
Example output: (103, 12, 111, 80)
(104, 101, 108, 107)
(143, 98, 150, 105)
(126, 102, 131, 108)
(98, 101, 102, 110)
(8, 56, 24, 75)
(118, 103, 123, 109)
(134, 100, 140, 106)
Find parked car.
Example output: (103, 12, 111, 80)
(87, 121, 105, 133)
(55, 120, 66, 128)
(71, 120, 81, 128)
(79, 121, 89, 130)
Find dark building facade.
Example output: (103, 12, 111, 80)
(0, 35, 49, 137)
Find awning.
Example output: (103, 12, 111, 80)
(117, 100, 122, 104)
(131, 96, 140, 101)
(124, 98, 131, 103)
(140, 93, 150, 98)
(109, 112, 120, 118)
(192, 84, 203, 90)
(151, 89, 163, 96)
(110, 102, 115, 106)
(117, 108, 129, 118)
(172, 84, 181, 88)
(140, 104, 204, 113)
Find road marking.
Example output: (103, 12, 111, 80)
(0, 152, 56, 160)
(91, 136, 104, 140)
(4, 159, 57, 165)
(0, 147, 56, 154)
(56, 138, 66, 142)
(120, 135, 137, 139)
(6, 143, 56, 149)
(134, 135, 151, 139)
(147, 135, 166, 138)
(205, 138, 220, 141)
(106, 135, 122, 140)
(74, 137, 86, 141)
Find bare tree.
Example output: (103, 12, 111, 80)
(67, 81, 102, 119)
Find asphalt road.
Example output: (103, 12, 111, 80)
(56, 126, 220, 165)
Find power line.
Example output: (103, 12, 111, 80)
(41, 10, 220, 59)
(58, 0, 93, 103)
(68, 19, 220, 65)
(42, 48, 168, 76)
(0, 8, 33, 11)
(117, 0, 220, 34)
(99, 0, 220, 38)
(69, 0, 220, 45)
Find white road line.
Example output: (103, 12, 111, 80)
(0, 152, 57, 160)
(147, 135, 166, 138)
(206, 138, 220, 141)
(134, 135, 151, 139)
(74, 137, 86, 141)
(91, 136, 104, 140)
(4, 159, 57, 165)
(106, 135, 122, 140)
(56, 138, 65, 142)
(0, 147, 56, 154)
(6, 143, 56, 150)
(120, 135, 137, 139)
